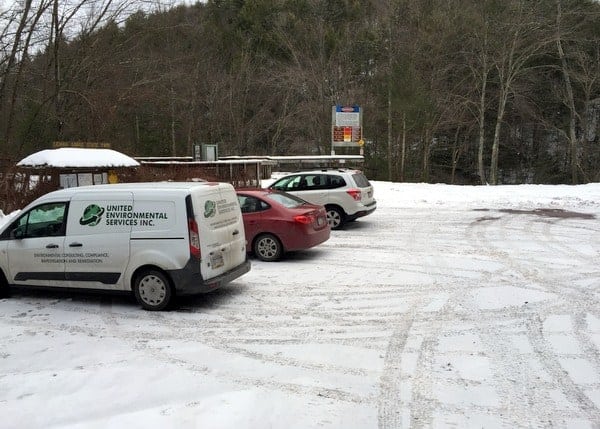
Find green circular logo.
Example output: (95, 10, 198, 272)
(204, 200, 216, 218)
(80, 204, 105, 226)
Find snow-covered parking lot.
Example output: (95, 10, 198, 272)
(1, 181, 600, 428)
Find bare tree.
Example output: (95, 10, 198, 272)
(48, 0, 130, 138)
(488, 0, 552, 184)
(554, 0, 600, 183)
(0, 0, 69, 156)
(463, 3, 494, 185)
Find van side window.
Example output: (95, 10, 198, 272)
(3, 202, 68, 240)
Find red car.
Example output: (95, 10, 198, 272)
(236, 189, 330, 261)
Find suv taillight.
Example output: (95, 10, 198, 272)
(346, 188, 361, 201)
(188, 218, 201, 259)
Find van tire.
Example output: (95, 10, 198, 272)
(254, 233, 283, 262)
(134, 269, 172, 311)
(326, 205, 345, 230)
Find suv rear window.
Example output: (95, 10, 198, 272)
(352, 173, 371, 188)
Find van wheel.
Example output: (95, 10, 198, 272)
(254, 233, 282, 262)
(134, 269, 172, 311)
(326, 206, 345, 230)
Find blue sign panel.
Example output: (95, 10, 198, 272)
(335, 105, 360, 113)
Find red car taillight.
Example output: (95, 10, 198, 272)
(347, 188, 361, 201)
(188, 218, 201, 259)
(294, 214, 314, 224)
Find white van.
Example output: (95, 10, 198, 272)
(0, 182, 250, 310)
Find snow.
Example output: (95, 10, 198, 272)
(17, 148, 140, 168)
(1, 180, 600, 428)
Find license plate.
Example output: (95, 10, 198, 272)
(210, 252, 224, 269)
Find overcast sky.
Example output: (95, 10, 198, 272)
(0, 0, 197, 13)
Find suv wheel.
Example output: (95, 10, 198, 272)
(326, 206, 344, 230)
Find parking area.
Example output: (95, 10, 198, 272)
(1, 182, 600, 428)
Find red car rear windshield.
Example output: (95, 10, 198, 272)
(264, 192, 308, 208)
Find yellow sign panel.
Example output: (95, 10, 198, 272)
(332, 126, 362, 143)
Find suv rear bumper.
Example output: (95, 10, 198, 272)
(346, 201, 377, 221)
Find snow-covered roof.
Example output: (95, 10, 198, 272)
(138, 159, 277, 166)
(220, 155, 364, 162)
(17, 148, 140, 168)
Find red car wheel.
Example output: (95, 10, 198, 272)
(253, 233, 283, 261)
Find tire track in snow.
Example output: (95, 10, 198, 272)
(466, 210, 600, 424)
(377, 318, 413, 428)
(3, 202, 600, 427)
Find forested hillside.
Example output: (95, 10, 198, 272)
(1, 0, 599, 184)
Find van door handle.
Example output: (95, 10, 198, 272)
(69, 242, 83, 247)
(46, 244, 59, 249)
(232, 229, 240, 235)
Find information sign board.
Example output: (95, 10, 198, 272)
(331, 105, 362, 148)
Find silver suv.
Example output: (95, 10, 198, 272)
(268, 169, 376, 229)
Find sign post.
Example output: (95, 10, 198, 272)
(331, 105, 362, 155)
